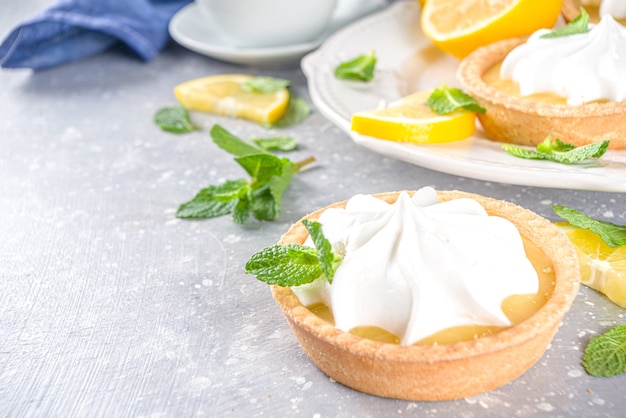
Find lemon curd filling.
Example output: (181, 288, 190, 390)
(308, 235, 555, 345)
(483, 62, 611, 106)
(482, 63, 572, 105)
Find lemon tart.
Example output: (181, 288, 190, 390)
(457, 34, 626, 150)
(270, 190, 580, 401)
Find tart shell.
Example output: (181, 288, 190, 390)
(270, 190, 580, 401)
(456, 37, 626, 150)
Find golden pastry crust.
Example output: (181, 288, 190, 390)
(456, 37, 626, 150)
(271, 190, 580, 401)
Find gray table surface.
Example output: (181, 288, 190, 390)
(2, 1, 626, 417)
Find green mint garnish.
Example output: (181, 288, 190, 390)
(245, 220, 342, 286)
(154, 106, 201, 134)
(541, 8, 590, 39)
(553, 205, 626, 248)
(502, 135, 609, 164)
(176, 124, 315, 224)
(427, 84, 486, 115)
(582, 324, 626, 377)
(241, 76, 291, 93)
(302, 219, 336, 283)
(334, 50, 377, 82)
(245, 244, 324, 286)
(253, 136, 298, 152)
(266, 97, 311, 129)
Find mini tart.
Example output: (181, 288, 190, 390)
(271, 190, 580, 401)
(456, 37, 626, 150)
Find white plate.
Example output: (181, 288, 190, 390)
(169, 1, 387, 67)
(302, 1, 626, 192)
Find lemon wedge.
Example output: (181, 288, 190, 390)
(421, 0, 562, 59)
(174, 74, 290, 124)
(558, 223, 626, 308)
(350, 90, 477, 144)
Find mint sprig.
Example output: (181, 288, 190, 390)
(541, 8, 590, 39)
(334, 50, 377, 82)
(245, 220, 341, 286)
(427, 84, 486, 115)
(176, 124, 315, 224)
(553, 205, 626, 248)
(502, 135, 609, 164)
(154, 106, 201, 134)
(582, 324, 626, 377)
(242, 76, 291, 93)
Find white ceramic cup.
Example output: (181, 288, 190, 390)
(196, 0, 339, 48)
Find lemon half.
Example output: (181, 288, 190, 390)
(421, 0, 562, 59)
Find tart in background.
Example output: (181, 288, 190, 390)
(457, 36, 626, 149)
(271, 190, 580, 401)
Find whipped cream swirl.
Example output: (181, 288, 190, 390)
(292, 188, 538, 346)
(500, 15, 626, 105)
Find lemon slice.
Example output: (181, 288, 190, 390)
(558, 223, 626, 308)
(421, 0, 562, 59)
(174, 74, 290, 124)
(350, 90, 477, 144)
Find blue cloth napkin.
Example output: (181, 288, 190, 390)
(0, 0, 192, 70)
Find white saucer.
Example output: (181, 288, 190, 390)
(168, 2, 387, 67)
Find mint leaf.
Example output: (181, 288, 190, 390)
(501, 144, 544, 160)
(253, 136, 298, 151)
(245, 244, 323, 286)
(176, 182, 247, 219)
(427, 84, 486, 115)
(241, 76, 291, 93)
(210, 124, 265, 156)
(234, 153, 284, 185)
(541, 8, 589, 39)
(154, 106, 200, 133)
(582, 324, 626, 377)
(302, 219, 336, 283)
(551, 141, 609, 163)
(537, 137, 575, 153)
(232, 197, 252, 224)
(266, 97, 311, 129)
(249, 185, 279, 221)
(334, 50, 377, 82)
(503, 136, 609, 164)
(553, 205, 626, 248)
(204, 178, 249, 202)
(176, 199, 235, 219)
(176, 179, 247, 218)
(268, 160, 295, 212)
